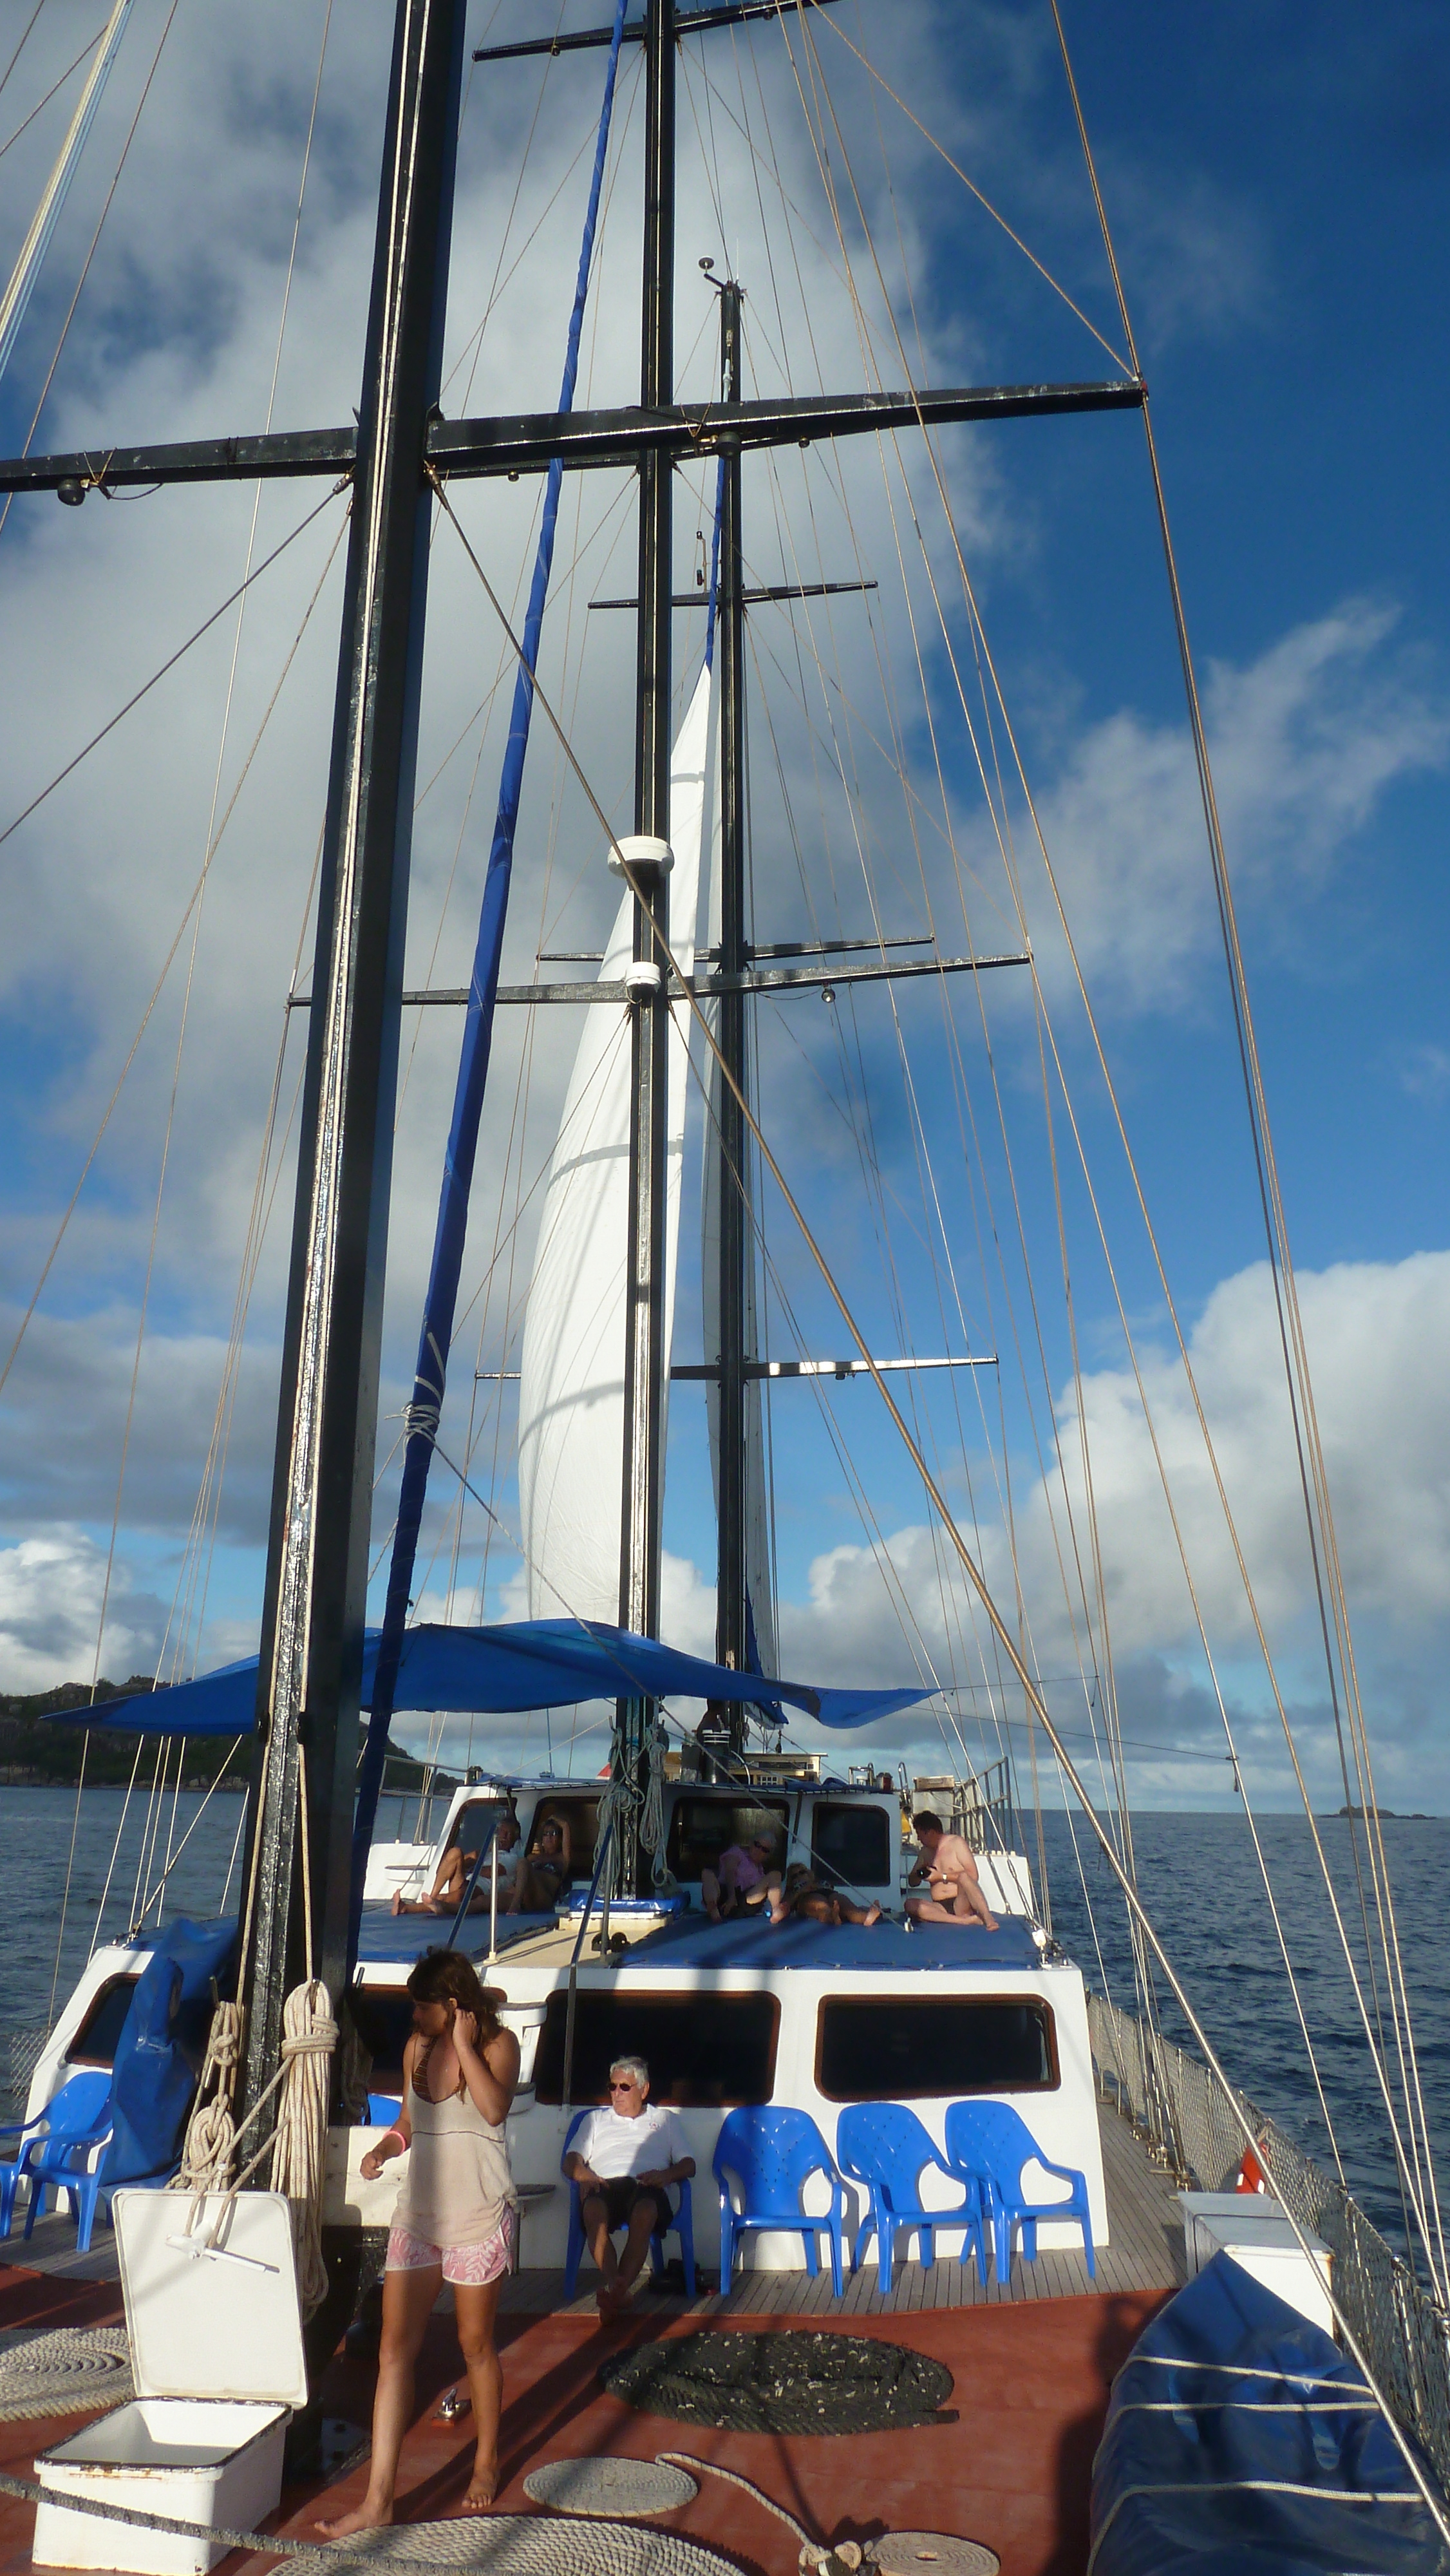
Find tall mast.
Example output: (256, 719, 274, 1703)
(614, 0, 675, 1892)
(236, 0, 466, 2129)
(713, 279, 751, 1733)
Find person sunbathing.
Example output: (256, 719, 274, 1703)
(904, 1811, 998, 1929)
(391, 1810, 520, 1915)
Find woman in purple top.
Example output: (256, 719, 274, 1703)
(701, 1830, 780, 1920)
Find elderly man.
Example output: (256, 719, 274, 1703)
(564, 2056, 695, 2316)
(905, 1810, 998, 1929)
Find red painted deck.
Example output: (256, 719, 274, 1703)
(0, 2269, 1170, 2576)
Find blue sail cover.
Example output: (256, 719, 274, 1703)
(54, 1620, 927, 1738)
(99, 1917, 238, 2190)
(1091, 2250, 1449, 2576)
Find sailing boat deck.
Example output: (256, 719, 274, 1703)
(0, 2104, 1181, 2576)
(0, 2100, 1185, 2310)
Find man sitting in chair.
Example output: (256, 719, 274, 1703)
(564, 2055, 695, 2316)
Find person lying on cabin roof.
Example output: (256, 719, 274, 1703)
(564, 2053, 696, 2317)
(905, 1810, 998, 1930)
(391, 1806, 520, 1916)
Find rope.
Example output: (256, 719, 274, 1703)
(268, 1978, 337, 2320)
(0, 2464, 316, 2559)
(172, 2000, 243, 2194)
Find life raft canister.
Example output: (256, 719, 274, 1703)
(1234, 2141, 1269, 2194)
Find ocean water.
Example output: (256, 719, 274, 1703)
(0, 1785, 1442, 2262)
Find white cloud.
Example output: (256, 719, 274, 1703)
(1013, 604, 1448, 1013)
(0, 1530, 163, 1691)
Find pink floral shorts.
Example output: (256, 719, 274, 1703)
(385, 2210, 514, 2286)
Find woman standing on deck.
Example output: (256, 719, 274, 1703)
(318, 1951, 519, 2530)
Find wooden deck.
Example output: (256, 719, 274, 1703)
(0, 2099, 1187, 2313)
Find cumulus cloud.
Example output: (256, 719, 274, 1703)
(1013, 603, 1449, 1013)
(0, 1530, 164, 1691)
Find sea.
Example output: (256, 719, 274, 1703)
(0, 1786, 1443, 2261)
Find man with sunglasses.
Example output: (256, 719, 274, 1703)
(565, 2056, 695, 2315)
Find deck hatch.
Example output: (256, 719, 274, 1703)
(816, 1994, 1057, 2099)
(534, 1987, 779, 2105)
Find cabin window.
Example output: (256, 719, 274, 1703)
(810, 1799, 892, 1889)
(815, 1996, 1057, 2101)
(527, 1795, 599, 1871)
(346, 1987, 415, 2094)
(68, 1975, 140, 2068)
(534, 1989, 779, 2106)
(665, 1796, 789, 1882)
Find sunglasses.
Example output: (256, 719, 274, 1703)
(609, 2078, 640, 2092)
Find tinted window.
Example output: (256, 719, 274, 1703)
(69, 1976, 139, 2067)
(816, 1997, 1056, 2101)
(811, 1800, 892, 1889)
(529, 1796, 599, 1870)
(348, 1987, 415, 2091)
(535, 1990, 778, 2106)
(666, 1797, 788, 1881)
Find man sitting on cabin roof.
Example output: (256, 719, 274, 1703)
(391, 1805, 520, 1916)
(564, 2055, 696, 2316)
(905, 1811, 998, 1930)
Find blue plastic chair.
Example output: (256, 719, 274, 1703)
(17, 2072, 115, 2253)
(713, 2106, 847, 2297)
(836, 2102, 988, 2293)
(0, 2099, 55, 2237)
(561, 2109, 696, 2299)
(944, 2099, 1095, 2282)
(366, 2092, 403, 2126)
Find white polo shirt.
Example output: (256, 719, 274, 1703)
(573, 2100, 688, 2180)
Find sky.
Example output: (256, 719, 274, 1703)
(0, 0, 1446, 1822)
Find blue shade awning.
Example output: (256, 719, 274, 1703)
(55, 1619, 929, 1738)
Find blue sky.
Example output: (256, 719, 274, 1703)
(0, 0, 1445, 1817)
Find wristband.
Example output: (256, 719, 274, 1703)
(376, 2127, 405, 2150)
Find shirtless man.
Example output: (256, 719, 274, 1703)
(905, 1810, 998, 1929)
(391, 1808, 520, 1915)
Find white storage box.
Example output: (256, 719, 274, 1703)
(1178, 2190, 1334, 2336)
(34, 2189, 306, 2576)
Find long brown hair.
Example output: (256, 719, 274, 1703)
(406, 1951, 503, 2096)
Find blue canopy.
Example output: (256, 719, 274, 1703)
(61, 1618, 928, 1739)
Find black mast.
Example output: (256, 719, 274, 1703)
(614, 0, 676, 1894)
(713, 279, 751, 1728)
(235, 0, 466, 2130)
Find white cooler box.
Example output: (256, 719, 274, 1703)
(33, 2189, 307, 2576)
(1178, 2190, 1335, 2337)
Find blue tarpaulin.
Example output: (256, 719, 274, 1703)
(55, 1620, 928, 1738)
(1091, 2250, 1449, 2576)
(632, 1913, 1042, 1969)
(99, 1917, 238, 2190)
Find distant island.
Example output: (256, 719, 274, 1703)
(0, 1680, 456, 1797)
(1335, 1804, 1433, 1821)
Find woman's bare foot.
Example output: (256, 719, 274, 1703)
(863, 1902, 881, 1926)
(315, 2498, 394, 2537)
(596, 2277, 626, 2318)
(390, 1891, 404, 1916)
(460, 2463, 497, 2513)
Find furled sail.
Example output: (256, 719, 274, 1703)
(516, 660, 715, 1619)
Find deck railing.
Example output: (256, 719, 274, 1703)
(1086, 1986, 1450, 2488)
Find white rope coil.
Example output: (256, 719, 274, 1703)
(269, 1978, 337, 2320)
(173, 1998, 242, 2193)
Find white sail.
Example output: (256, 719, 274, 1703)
(516, 661, 715, 1622)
